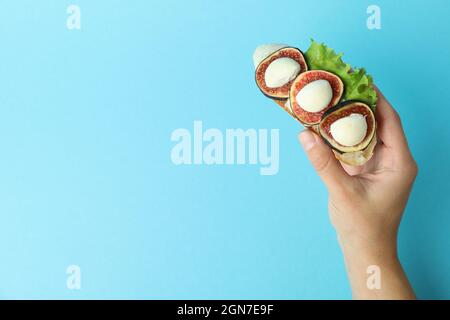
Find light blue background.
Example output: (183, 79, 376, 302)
(0, 0, 449, 299)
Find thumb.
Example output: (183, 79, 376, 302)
(298, 129, 351, 191)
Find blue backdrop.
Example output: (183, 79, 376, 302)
(0, 0, 449, 299)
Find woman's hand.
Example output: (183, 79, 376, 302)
(298, 87, 417, 299)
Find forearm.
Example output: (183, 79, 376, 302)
(340, 240, 416, 300)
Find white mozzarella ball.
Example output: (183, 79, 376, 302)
(264, 58, 301, 88)
(330, 113, 368, 147)
(295, 80, 333, 113)
(253, 44, 287, 68)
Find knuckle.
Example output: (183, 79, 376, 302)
(410, 160, 419, 178)
(402, 159, 418, 181)
(392, 109, 401, 122)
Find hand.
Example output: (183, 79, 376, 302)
(298, 87, 417, 299)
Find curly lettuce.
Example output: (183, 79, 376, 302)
(304, 40, 377, 108)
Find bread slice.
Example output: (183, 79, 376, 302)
(272, 99, 376, 166)
(333, 133, 377, 166)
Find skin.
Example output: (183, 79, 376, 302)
(298, 87, 417, 299)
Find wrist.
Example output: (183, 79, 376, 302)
(337, 233, 399, 263)
(338, 237, 414, 299)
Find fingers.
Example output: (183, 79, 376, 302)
(298, 130, 353, 192)
(341, 162, 364, 176)
(374, 86, 411, 157)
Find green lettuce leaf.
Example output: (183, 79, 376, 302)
(304, 40, 377, 108)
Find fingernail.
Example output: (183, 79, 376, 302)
(298, 130, 316, 151)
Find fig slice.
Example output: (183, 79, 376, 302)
(318, 100, 376, 156)
(290, 70, 344, 125)
(255, 47, 308, 100)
